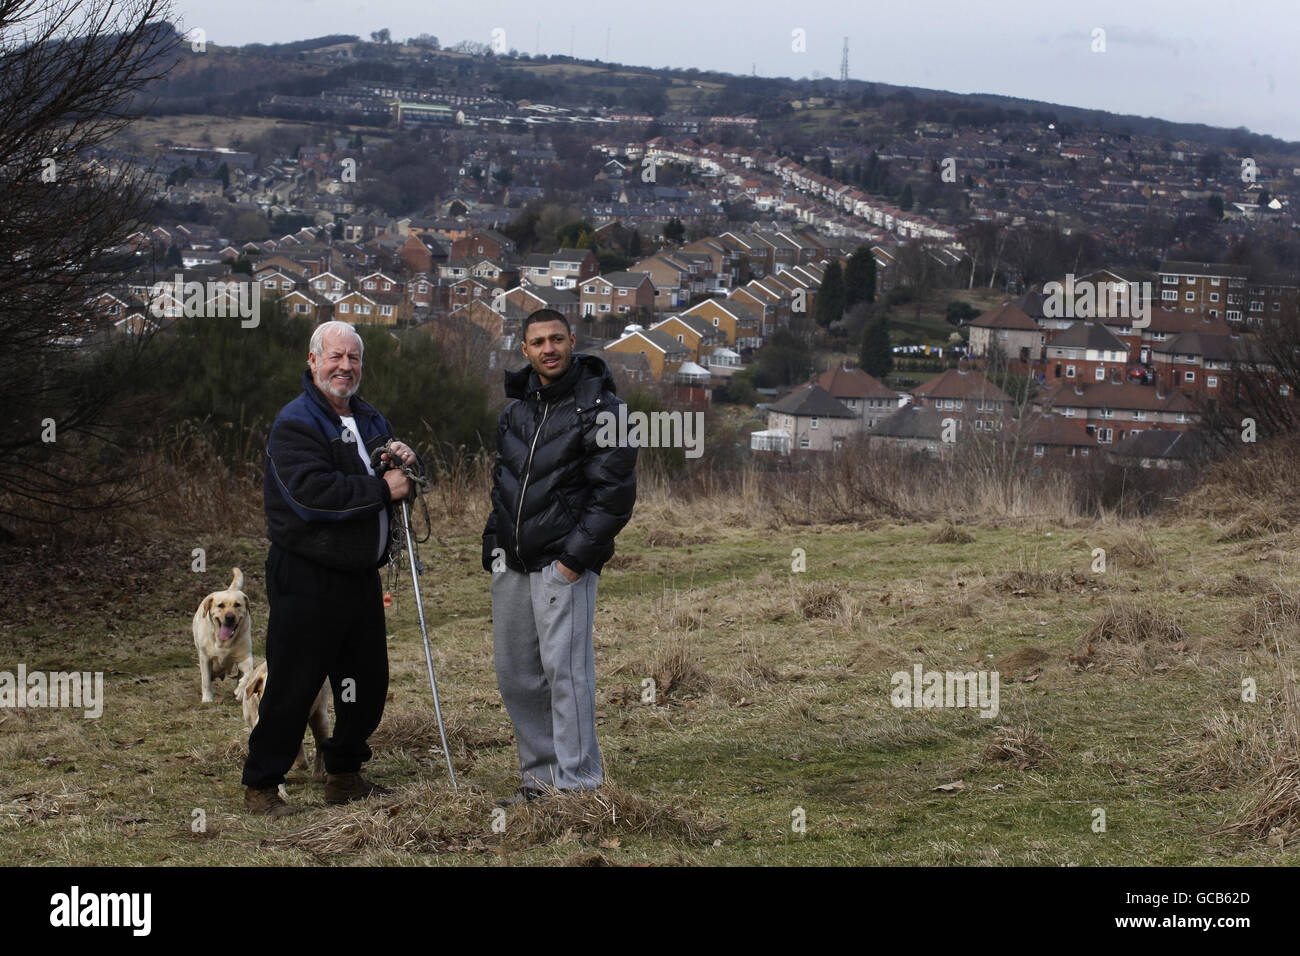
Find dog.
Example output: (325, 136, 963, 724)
(236, 659, 331, 784)
(192, 568, 255, 703)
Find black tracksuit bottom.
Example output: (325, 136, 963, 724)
(241, 544, 389, 790)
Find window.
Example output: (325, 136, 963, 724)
(1210, 278, 1221, 286)
(1185, 291, 1195, 300)
(1100, 408, 1114, 419)
(1273, 302, 1281, 312)
(800, 437, 810, 449)
(1067, 349, 1078, 359)
(618, 289, 627, 296)
(1227, 310, 1242, 320)
(1162, 275, 1177, 285)
(1095, 366, 1105, 380)
(339, 303, 349, 313)
(1062, 407, 1075, 417)
(1034, 444, 1045, 457)
(1282, 384, 1291, 396)
(1066, 365, 1076, 378)
(1209, 293, 1219, 302)
(810, 416, 819, 429)
(1185, 276, 1195, 285)
(1097, 427, 1113, 443)
(1184, 371, 1195, 382)
(1207, 375, 1218, 388)
(1251, 301, 1264, 312)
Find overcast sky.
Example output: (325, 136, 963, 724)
(174, 0, 1300, 142)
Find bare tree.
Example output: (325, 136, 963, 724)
(0, 0, 180, 527)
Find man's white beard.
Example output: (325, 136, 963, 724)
(318, 371, 358, 400)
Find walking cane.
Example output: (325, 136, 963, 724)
(374, 444, 458, 789)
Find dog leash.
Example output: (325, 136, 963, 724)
(371, 441, 458, 789)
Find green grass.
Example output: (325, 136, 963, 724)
(2, 515, 1298, 865)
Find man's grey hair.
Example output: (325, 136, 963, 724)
(309, 320, 364, 361)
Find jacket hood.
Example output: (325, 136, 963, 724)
(504, 352, 618, 403)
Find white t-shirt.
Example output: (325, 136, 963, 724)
(340, 416, 389, 563)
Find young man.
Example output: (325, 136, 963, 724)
(483, 308, 637, 803)
(243, 320, 416, 816)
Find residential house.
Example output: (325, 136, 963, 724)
(912, 367, 1016, 434)
(1033, 380, 1199, 445)
(811, 365, 902, 429)
(603, 327, 690, 379)
(579, 272, 656, 318)
(679, 298, 762, 351)
(502, 284, 580, 321)
(760, 383, 859, 453)
(650, 314, 726, 366)
(969, 301, 1045, 364)
(1044, 321, 1131, 384)
(1156, 260, 1250, 320)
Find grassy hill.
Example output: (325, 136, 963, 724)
(3, 443, 1299, 866)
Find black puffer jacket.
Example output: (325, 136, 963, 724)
(482, 353, 637, 574)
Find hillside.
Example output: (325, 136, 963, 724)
(3, 452, 1299, 865)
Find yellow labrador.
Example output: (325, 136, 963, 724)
(192, 568, 255, 703)
(236, 659, 330, 783)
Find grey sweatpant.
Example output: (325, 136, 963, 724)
(491, 561, 602, 791)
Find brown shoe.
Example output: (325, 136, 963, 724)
(324, 771, 391, 805)
(244, 785, 299, 818)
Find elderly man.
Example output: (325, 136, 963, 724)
(242, 320, 416, 816)
(483, 308, 637, 804)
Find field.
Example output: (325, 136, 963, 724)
(3, 458, 1300, 867)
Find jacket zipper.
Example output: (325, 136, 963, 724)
(515, 399, 550, 563)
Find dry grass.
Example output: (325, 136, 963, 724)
(1074, 600, 1190, 674)
(982, 723, 1053, 770)
(501, 780, 723, 848)
(648, 637, 710, 698)
(927, 523, 974, 544)
(270, 783, 494, 858)
(643, 528, 712, 549)
(1217, 508, 1290, 543)
(994, 567, 1071, 596)
(1111, 532, 1164, 570)
(797, 581, 846, 620)
(1174, 708, 1276, 793)
(1235, 585, 1300, 646)
(1220, 638, 1300, 843)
